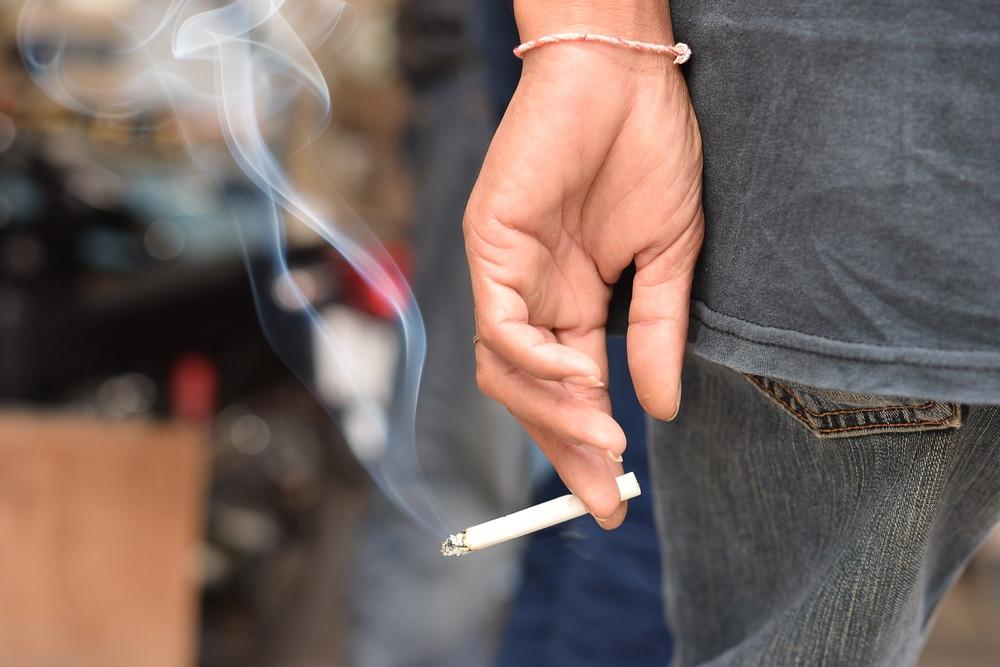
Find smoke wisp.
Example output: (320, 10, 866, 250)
(18, 0, 447, 535)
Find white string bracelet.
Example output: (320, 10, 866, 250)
(514, 32, 692, 65)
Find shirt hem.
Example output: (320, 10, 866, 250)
(689, 301, 1000, 405)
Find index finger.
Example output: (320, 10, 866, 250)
(469, 269, 604, 385)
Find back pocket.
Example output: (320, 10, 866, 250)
(745, 375, 962, 439)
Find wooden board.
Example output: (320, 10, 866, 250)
(0, 412, 205, 667)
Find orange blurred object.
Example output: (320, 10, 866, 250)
(0, 412, 206, 667)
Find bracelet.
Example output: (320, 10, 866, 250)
(513, 32, 691, 64)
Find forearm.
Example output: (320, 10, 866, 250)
(513, 0, 674, 42)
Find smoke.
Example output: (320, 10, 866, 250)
(18, 0, 446, 534)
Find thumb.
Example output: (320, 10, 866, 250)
(626, 221, 702, 421)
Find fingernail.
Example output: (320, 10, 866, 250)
(580, 442, 622, 462)
(564, 375, 605, 388)
(593, 515, 609, 524)
(667, 381, 682, 421)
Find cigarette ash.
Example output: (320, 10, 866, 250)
(441, 531, 470, 557)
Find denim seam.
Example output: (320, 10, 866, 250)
(792, 397, 934, 418)
(745, 375, 960, 435)
(751, 376, 936, 416)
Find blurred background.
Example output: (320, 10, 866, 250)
(0, 1, 997, 666)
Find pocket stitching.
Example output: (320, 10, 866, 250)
(770, 380, 935, 417)
(808, 403, 958, 433)
(745, 375, 958, 435)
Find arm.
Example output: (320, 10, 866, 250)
(464, 0, 703, 527)
(515, 0, 674, 47)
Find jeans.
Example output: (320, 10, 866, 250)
(650, 351, 1000, 666)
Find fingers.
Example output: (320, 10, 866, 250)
(555, 326, 611, 394)
(476, 343, 625, 457)
(554, 324, 616, 445)
(627, 219, 702, 421)
(465, 218, 625, 527)
(475, 341, 627, 528)
(472, 276, 604, 385)
(522, 422, 627, 529)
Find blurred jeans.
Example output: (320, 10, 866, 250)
(651, 351, 1000, 666)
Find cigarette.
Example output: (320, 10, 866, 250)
(441, 472, 641, 556)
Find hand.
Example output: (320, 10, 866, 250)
(464, 22, 703, 527)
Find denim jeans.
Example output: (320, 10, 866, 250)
(650, 351, 1000, 666)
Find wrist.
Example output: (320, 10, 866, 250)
(513, 0, 674, 44)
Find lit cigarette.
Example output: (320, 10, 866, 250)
(441, 472, 641, 556)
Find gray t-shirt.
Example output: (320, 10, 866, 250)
(670, 0, 1000, 404)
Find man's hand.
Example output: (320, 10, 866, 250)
(464, 6, 703, 527)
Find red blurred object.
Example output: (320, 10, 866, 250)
(335, 242, 412, 320)
(170, 353, 219, 422)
